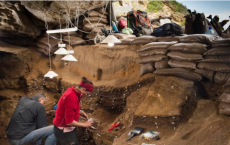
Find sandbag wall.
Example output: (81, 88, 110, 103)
(137, 35, 230, 116)
(83, 9, 110, 41)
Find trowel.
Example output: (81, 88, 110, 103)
(126, 127, 144, 141)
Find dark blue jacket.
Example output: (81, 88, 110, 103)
(5, 96, 47, 140)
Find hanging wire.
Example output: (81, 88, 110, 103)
(110, 0, 112, 34)
(47, 34, 52, 70)
(59, 11, 63, 43)
(44, 12, 52, 70)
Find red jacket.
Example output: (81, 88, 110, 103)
(53, 86, 82, 127)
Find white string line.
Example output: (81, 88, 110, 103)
(45, 12, 52, 70)
(110, 0, 112, 34)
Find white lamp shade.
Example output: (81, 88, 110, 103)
(46, 27, 78, 34)
(58, 43, 66, 47)
(54, 47, 69, 55)
(61, 54, 78, 61)
(101, 35, 121, 43)
(44, 70, 58, 78)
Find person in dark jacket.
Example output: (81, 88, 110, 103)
(6, 93, 56, 145)
(53, 77, 94, 145)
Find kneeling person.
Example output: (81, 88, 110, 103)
(6, 93, 56, 145)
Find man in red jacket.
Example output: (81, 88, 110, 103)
(53, 77, 94, 145)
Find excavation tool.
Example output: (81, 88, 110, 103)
(126, 127, 144, 141)
(108, 122, 120, 131)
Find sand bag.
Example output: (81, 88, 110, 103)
(131, 36, 157, 45)
(83, 17, 108, 24)
(179, 34, 221, 44)
(204, 47, 230, 56)
(83, 22, 105, 31)
(167, 51, 203, 61)
(219, 93, 230, 103)
(138, 49, 167, 57)
(156, 36, 181, 42)
(211, 38, 230, 48)
(140, 63, 155, 76)
(222, 33, 230, 39)
(194, 13, 208, 34)
(168, 43, 208, 54)
(139, 55, 168, 64)
(88, 10, 107, 19)
(219, 102, 230, 116)
(214, 72, 230, 84)
(63, 36, 86, 46)
(115, 39, 134, 45)
(185, 14, 195, 34)
(197, 63, 230, 72)
(35, 37, 60, 56)
(96, 7, 108, 15)
(139, 42, 176, 52)
(154, 68, 202, 81)
(194, 69, 214, 82)
(200, 55, 230, 63)
(168, 59, 196, 69)
(113, 33, 136, 39)
(155, 61, 170, 69)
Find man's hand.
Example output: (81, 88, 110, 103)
(46, 110, 55, 116)
(80, 110, 89, 120)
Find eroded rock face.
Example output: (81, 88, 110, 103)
(21, 1, 108, 24)
(0, 1, 109, 46)
(0, 2, 41, 45)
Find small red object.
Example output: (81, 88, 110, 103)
(119, 20, 127, 29)
(108, 122, 120, 131)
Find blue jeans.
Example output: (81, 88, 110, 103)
(8, 125, 56, 145)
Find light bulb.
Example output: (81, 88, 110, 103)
(108, 43, 114, 47)
(49, 76, 54, 79)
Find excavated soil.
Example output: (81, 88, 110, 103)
(0, 42, 230, 145)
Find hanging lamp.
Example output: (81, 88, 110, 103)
(61, 31, 78, 61)
(44, 34, 59, 79)
(54, 47, 69, 55)
(101, 0, 121, 46)
(44, 70, 58, 78)
(61, 54, 78, 61)
(54, 34, 69, 55)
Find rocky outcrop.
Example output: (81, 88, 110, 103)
(0, 1, 109, 46)
(0, 2, 41, 46)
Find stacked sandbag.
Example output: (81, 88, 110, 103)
(219, 88, 230, 116)
(33, 36, 60, 56)
(167, 43, 205, 71)
(154, 68, 202, 81)
(179, 34, 222, 44)
(63, 36, 86, 46)
(83, 10, 109, 33)
(138, 42, 176, 76)
(156, 36, 181, 42)
(113, 33, 136, 45)
(140, 63, 155, 76)
(131, 36, 157, 45)
(197, 38, 230, 84)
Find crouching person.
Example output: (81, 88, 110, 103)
(6, 93, 56, 145)
(53, 77, 94, 145)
